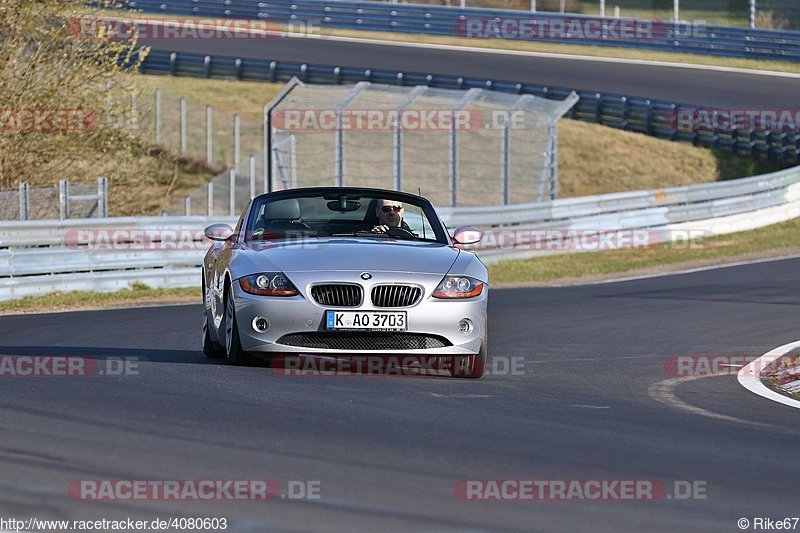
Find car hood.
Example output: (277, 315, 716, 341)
(235, 238, 460, 275)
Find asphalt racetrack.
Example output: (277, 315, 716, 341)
(136, 30, 800, 109)
(1, 258, 798, 531)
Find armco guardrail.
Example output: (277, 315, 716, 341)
(124, 0, 800, 62)
(2, 166, 800, 300)
(134, 50, 800, 164)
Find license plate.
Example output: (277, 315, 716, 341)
(326, 311, 407, 331)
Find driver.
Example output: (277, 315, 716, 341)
(371, 199, 405, 234)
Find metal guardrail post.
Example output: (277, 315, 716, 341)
(249, 155, 256, 199)
(599, 0, 605, 17)
(97, 177, 108, 218)
(234, 114, 241, 172)
(229, 168, 236, 216)
(18, 182, 28, 221)
(207, 182, 214, 216)
(58, 180, 69, 221)
(155, 89, 161, 144)
(180, 97, 187, 154)
(750, 0, 756, 29)
(184, 195, 191, 216)
(206, 105, 213, 165)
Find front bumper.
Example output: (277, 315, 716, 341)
(232, 271, 487, 355)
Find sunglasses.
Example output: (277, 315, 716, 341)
(380, 205, 403, 213)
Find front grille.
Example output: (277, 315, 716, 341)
(371, 284, 422, 308)
(310, 284, 362, 307)
(277, 333, 451, 351)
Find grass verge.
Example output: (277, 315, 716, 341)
(488, 214, 800, 285)
(0, 283, 201, 315)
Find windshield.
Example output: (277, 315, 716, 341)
(245, 190, 448, 244)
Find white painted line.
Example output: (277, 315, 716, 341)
(113, 16, 800, 79)
(738, 340, 800, 409)
(649, 374, 769, 426)
(568, 404, 610, 409)
(430, 393, 498, 398)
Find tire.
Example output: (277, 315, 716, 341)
(451, 324, 487, 379)
(224, 284, 254, 366)
(202, 277, 226, 359)
(202, 318, 226, 359)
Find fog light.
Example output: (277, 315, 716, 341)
(252, 316, 269, 333)
(458, 318, 473, 335)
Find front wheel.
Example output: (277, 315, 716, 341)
(203, 318, 226, 359)
(224, 285, 255, 366)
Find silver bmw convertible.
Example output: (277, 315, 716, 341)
(201, 187, 488, 378)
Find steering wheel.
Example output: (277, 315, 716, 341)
(386, 226, 417, 240)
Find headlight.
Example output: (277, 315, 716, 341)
(432, 275, 484, 299)
(239, 272, 298, 296)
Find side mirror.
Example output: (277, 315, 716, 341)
(452, 226, 482, 245)
(204, 224, 234, 242)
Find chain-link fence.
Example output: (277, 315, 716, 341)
(265, 80, 578, 208)
(166, 80, 578, 214)
(135, 87, 263, 171)
(0, 178, 108, 221)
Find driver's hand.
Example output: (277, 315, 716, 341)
(372, 225, 389, 233)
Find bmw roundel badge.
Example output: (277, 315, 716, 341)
(360, 272, 372, 280)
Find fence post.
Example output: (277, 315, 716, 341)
(206, 105, 213, 165)
(750, 0, 756, 29)
(130, 92, 138, 130)
(234, 113, 241, 172)
(393, 122, 403, 192)
(599, 0, 605, 17)
(97, 177, 108, 218)
(549, 122, 559, 200)
(184, 195, 191, 216)
(263, 104, 270, 193)
(155, 88, 161, 144)
(530, 0, 536, 12)
(449, 124, 458, 207)
(290, 135, 298, 189)
(249, 155, 256, 199)
(18, 182, 28, 221)
(207, 182, 214, 216)
(180, 97, 187, 154)
(501, 120, 511, 206)
(335, 110, 345, 187)
(59, 179, 69, 220)
(229, 168, 236, 216)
